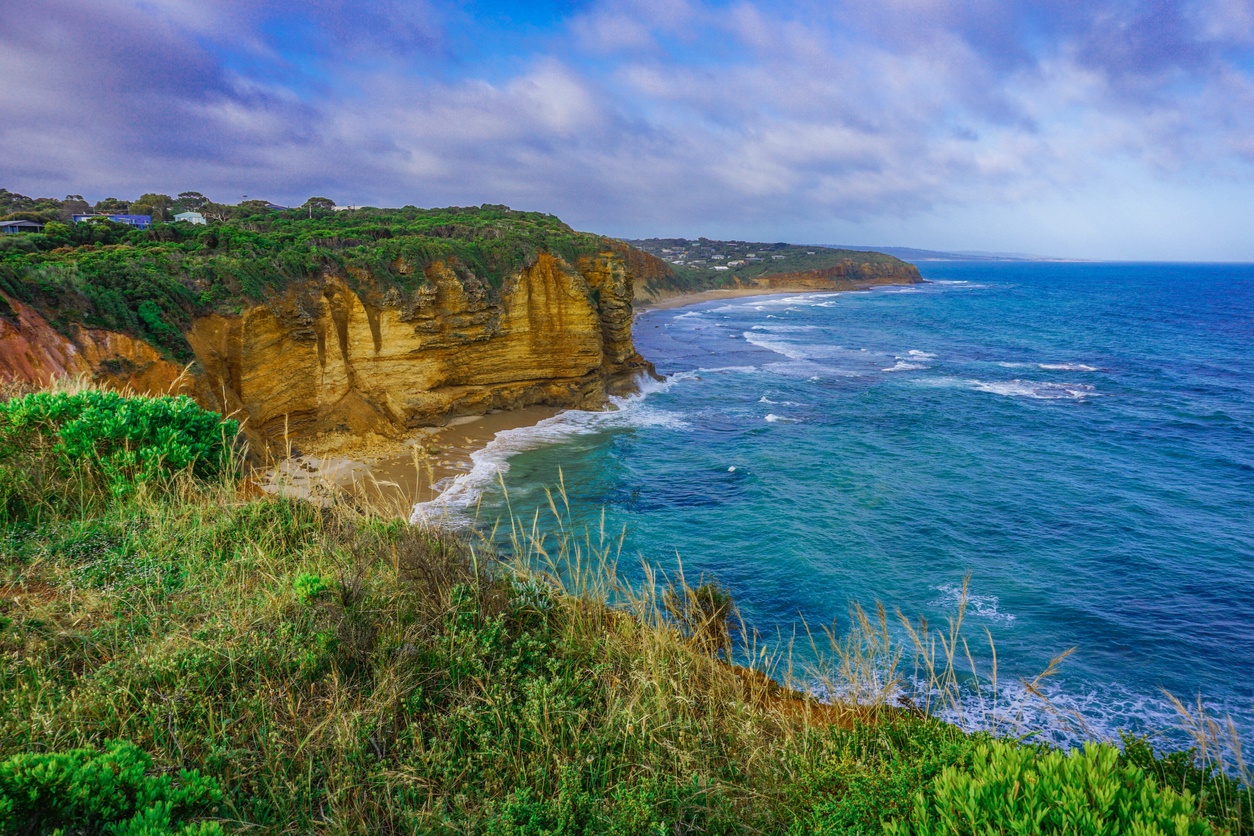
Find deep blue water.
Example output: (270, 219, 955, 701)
(436, 262, 1254, 746)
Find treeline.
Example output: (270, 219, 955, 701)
(0, 189, 328, 224)
(0, 198, 617, 362)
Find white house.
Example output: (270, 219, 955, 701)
(174, 212, 206, 225)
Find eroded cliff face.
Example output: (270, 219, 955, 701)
(0, 294, 190, 396)
(187, 250, 651, 452)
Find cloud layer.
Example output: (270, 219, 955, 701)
(3, 0, 1253, 258)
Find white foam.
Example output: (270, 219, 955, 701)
(908, 350, 937, 359)
(743, 331, 810, 361)
(672, 311, 705, 322)
(930, 583, 1016, 625)
(763, 413, 802, 423)
(882, 361, 927, 372)
(1039, 363, 1099, 372)
(915, 377, 1097, 400)
(694, 365, 759, 375)
(410, 373, 687, 524)
(971, 379, 1097, 400)
(750, 324, 820, 333)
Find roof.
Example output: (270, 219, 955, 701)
(0, 219, 43, 228)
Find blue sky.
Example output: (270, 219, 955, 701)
(3, 0, 1253, 259)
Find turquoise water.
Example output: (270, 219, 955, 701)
(436, 262, 1254, 746)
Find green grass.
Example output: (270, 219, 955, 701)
(0, 388, 1249, 834)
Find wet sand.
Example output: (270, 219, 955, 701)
(261, 406, 560, 517)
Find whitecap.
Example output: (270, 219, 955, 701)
(970, 379, 1096, 400)
(931, 583, 1016, 625)
(1039, 363, 1099, 372)
(693, 365, 759, 375)
(743, 332, 810, 361)
(763, 413, 801, 423)
(882, 361, 927, 372)
(908, 350, 937, 359)
(750, 324, 820, 333)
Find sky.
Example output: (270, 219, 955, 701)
(2, 0, 1253, 260)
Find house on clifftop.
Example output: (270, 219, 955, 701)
(0, 220, 44, 234)
(71, 214, 152, 229)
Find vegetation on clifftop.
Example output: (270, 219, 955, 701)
(0, 200, 622, 362)
(1, 384, 1250, 833)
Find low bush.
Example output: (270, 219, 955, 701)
(0, 739, 222, 834)
(0, 390, 236, 523)
(885, 738, 1213, 835)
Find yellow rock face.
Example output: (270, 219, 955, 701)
(0, 293, 189, 396)
(187, 250, 652, 452)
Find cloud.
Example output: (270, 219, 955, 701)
(2, 0, 1253, 256)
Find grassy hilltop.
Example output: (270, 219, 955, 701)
(0, 385, 1250, 834)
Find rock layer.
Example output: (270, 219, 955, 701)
(185, 250, 651, 452)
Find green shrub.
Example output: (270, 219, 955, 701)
(0, 739, 222, 834)
(1120, 734, 1254, 833)
(885, 739, 1213, 835)
(0, 390, 237, 522)
(293, 572, 330, 603)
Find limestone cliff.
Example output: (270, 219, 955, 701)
(0, 248, 650, 454)
(188, 250, 651, 451)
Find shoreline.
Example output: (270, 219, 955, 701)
(259, 406, 561, 518)
(635, 279, 918, 314)
(267, 280, 917, 519)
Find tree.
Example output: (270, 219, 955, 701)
(302, 196, 336, 210)
(130, 193, 174, 222)
(0, 189, 34, 213)
(237, 199, 273, 215)
(60, 195, 90, 219)
(200, 202, 232, 223)
(174, 191, 209, 212)
(94, 197, 130, 214)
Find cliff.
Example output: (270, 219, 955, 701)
(1, 248, 650, 454)
(186, 250, 651, 451)
(0, 205, 918, 456)
(0, 206, 660, 454)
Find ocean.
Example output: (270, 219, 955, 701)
(416, 261, 1254, 749)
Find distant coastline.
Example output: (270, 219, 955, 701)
(635, 278, 922, 315)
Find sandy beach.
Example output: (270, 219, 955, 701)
(260, 405, 560, 517)
(636, 284, 851, 314)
